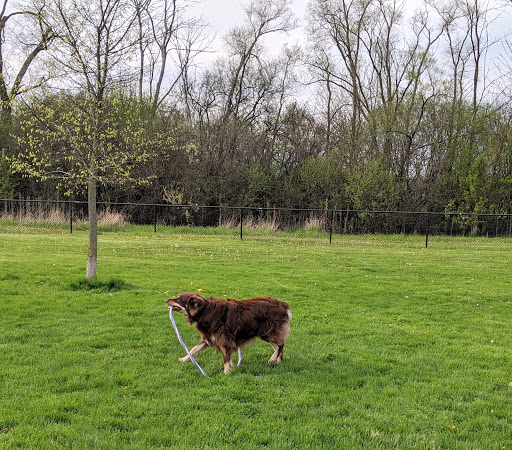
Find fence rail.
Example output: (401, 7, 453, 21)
(2, 198, 512, 247)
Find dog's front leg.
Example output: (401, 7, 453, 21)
(179, 340, 208, 362)
(221, 346, 234, 374)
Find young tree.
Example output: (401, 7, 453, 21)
(12, 93, 176, 276)
(11, 0, 158, 279)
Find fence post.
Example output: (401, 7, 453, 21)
(153, 204, 157, 233)
(240, 208, 243, 240)
(425, 213, 429, 248)
(70, 202, 73, 234)
(329, 209, 334, 244)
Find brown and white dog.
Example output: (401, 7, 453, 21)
(166, 292, 291, 374)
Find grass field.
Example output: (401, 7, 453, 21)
(1, 228, 511, 449)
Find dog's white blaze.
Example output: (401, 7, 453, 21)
(168, 303, 188, 318)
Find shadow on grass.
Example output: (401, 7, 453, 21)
(0, 273, 21, 281)
(68, 277, 134, 292)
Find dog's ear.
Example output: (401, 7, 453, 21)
(191, 293, 206, 304)
(188, 293, 203, 308)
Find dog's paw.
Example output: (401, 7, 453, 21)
(179, 356, 190, 363)
(268, 356, 283, 365)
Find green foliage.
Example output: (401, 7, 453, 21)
(10, 93, 178, 196)
(1, 229, 511, 448)
(296, 156, 342, 208)
(346, 158, 401, 210)
(6, 93, 512, 218)
(243, 162, 279, 207)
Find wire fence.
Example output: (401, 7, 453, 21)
(2, 198, 512, 247)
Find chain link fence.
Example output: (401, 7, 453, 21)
(2, 198, 512, 247)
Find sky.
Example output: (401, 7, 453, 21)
(192, 0, 512, 60)
(196, 0, 309, 34)
(189, 0, 512, 100)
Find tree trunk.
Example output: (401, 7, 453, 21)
(0, 104, 13, 151)
(86, 174, 98, 279)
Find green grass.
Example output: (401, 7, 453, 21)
(0, 228, 511, 449)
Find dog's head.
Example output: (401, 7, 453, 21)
(166, 292, 208, 323)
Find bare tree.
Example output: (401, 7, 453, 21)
(432, 0, 471, 143)
(459, 0, 507, 115)
(267, 45, 302, 158)
(134, 0, 209, 113)
(179, 0, 298, 199)
(364, 2, 442, 181)
(307, 0, 446, 206)
(222, 0, 297, 120)
(308, 0, 372, 161)
(434, 0, 507, 113)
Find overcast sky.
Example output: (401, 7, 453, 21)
(196, 0, 309, 34)
(189, 0, 511, 102)
(191, 0, 309, 61)
(191, 0, 511, 62)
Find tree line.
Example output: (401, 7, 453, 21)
(1, 0, 512, 218)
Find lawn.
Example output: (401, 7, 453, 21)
(0, 228, 511, 449)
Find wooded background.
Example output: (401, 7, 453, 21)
(2, 0, 512, 216)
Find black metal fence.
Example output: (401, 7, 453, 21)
(2, 198, 512, 247)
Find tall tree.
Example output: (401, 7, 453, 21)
(222, 0, 296, 120)
(308, 0, 372, 162)
(134, 0, 209, 113)
(176, 0, 298, 206)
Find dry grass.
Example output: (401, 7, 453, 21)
(242, 215, 279, 232)
(1, 206, 67, 225)
(304, 215, 327, 232)
(219, 214, 279, 232)
(218, 214, 240, 229)
(0, 205, 127, 227)
(97, 208, 127, 226)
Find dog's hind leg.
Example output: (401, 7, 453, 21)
(179, 340, 208, 363)
(268, 321, 289, 364)
(268, 342, 284, 364)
